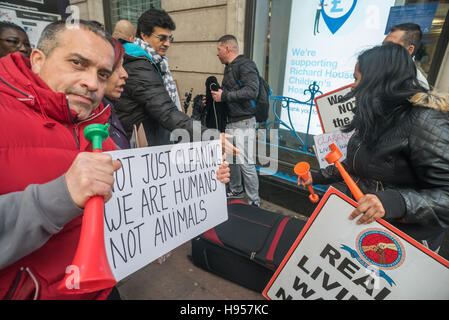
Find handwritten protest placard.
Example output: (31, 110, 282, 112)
(314, 84, 355, 133)
(313, 130, 354, 169)
(263, 188, 449, 300)
(104, 140, 228, 281)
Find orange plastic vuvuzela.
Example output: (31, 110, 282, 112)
(324, 143, 364, 201)
(294, 161, 319, 203)
(58, 124, 116, 294)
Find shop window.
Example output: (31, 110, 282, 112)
(399, 0, 449, 85)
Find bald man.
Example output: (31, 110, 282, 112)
(112, 19, 136, 42)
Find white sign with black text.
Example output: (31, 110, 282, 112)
(314, 85, 355, 134)
(104, 140, 228, 281)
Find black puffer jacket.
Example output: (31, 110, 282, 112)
(312, 92, 449, 245)
(114, 50, 207, 146)
(222, 55, 259, 123)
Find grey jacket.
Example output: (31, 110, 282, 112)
(0, 176, 82, 269)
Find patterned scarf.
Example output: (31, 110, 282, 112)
(134, 38, 182, 111)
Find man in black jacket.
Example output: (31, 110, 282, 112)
(114, 8, 184, 145)
(212, 35, 260, 206)
(114, 9, 237, 154)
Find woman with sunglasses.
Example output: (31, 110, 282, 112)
(0, 21, 31, 58)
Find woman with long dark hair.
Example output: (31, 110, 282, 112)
(304, 42, 449, 252)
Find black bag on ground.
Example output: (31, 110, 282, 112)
(191, 200, 306, 292)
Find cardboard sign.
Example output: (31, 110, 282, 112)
(314, 85, 355, 133)
(313, 130, 354, 169)
(263, 188, 449, 300)
(104, 140, 228, 281)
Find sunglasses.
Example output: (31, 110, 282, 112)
(151, 33, 174, 43)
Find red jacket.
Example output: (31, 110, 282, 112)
(0, 52, 117, 299)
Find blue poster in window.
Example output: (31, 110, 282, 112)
(385, 2, 439, 34)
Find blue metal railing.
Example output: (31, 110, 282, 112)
(263, 81, 322, 155)
(256, 81, 328, 192)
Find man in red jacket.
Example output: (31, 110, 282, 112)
(0, 19, 231, 300)
(0, 20, 121, 300)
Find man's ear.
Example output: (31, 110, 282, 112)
(30, 49, 46, 75)
(407, 44, 415, 56)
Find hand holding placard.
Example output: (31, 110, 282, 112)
(59, 124, 117, 294)
(294, 162, 319, 203)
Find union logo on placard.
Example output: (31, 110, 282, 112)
(356, 228, 405, 270)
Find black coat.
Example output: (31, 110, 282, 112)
(205, 76, 227, 132)
(114, 52, 206, 146)
(312, 92, 449, 245)
(222, 55, 259, 123)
